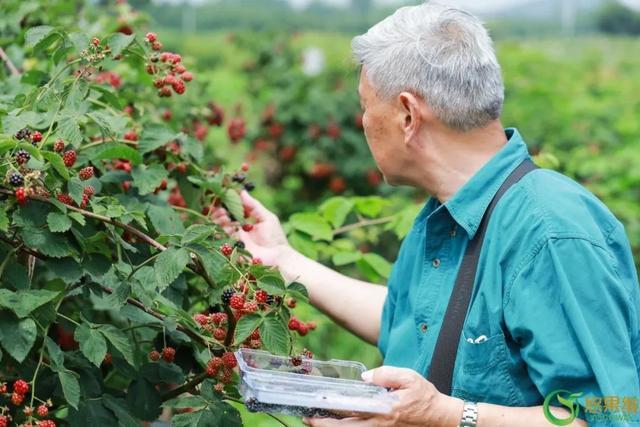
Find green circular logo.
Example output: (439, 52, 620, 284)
(543, 389, 584, 426)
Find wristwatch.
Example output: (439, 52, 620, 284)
(459, 401, 478, 427)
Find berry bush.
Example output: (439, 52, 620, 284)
(0, 1, 314, 425)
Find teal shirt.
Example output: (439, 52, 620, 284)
(378, 128, 640, 421)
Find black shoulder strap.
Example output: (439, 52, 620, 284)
(426, 158, 538, 396)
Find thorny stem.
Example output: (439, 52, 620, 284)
(332, 215, 395, 236)
(0, 46, 20, 76)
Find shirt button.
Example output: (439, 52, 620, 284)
(432, 258, 441, 268)
(450, 227, 457, 237)
(420, 323, 428, 333)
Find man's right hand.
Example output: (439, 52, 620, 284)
(210, 190, 292, 267)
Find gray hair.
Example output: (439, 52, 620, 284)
(351, 2, 504, 132)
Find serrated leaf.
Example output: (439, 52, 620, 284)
(181, 224, 213, 245)
(138, 123, 176, 154)
(257, 274, 285, 296)
(45, 336, 64, 369)
(362, 253, 392, 278)
(42, 151, 70, 179)
(140, 362, 185, 384)
(68, 32, 89, 54)
(286, 282, 309, 302)
(74, 323, 108, 367)
(58, 115, 82, 146)
(25, 25, 55, 48)
(47, 212, 72, 232)
(332, 251, 362, 266)
(221, 189, 244, 222)
(320, 196, 354, 228)
(162, 396, 207, 409)
(0, 207, 8, 232)
(0, 313, 37, 362)
(234, 313, 262, 344)
(288, 212, 333, 242)
(68, 176, 86, 205)
(126, 379, 162, 421)
(58, 370, 81, 409)
(105, 33, 135, 56)
(354, 196, 389, 218)
(99, 324, 134, 366)
(147, 204, 184, 235)
(0, 289, 59, 318)
(93, 143, 142, 165)
(154, 247, 190, 291)
(259, 314, 290, 355)
(19, 227, 73, 258)
(131, 163, 168, 195)
(102, 394, 141, 427)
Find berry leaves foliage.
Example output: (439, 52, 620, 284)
(0, 1, 312, 425)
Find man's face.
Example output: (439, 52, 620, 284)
(358, 68, 407, 185)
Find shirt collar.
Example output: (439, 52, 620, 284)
(443, 128, 531, 240)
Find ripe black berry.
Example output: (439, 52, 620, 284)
(234, 241, 245, 249)
(9, 172, 23, 187)
(243, 182, 255, 192)
(232, 173, 246, 183)
(15, 149, 30, 165)
(15, 127, 31, 140)
(221, 288, 235, 305)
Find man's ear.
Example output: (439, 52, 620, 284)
(397, 91, 424, 144)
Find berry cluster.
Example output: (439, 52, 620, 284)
(144, 33, 193, 97)
(79, 36, 110, 64)
(14, 127, 43, 146)
(15, 149, 30, 165)
(287, 316, 317, 337)
(56, 185, 94, 209)
(205, 352, 236, 392)
(148, 346, 176, 363)
(227, 118, 246, 143)
(193, 311, 229, 342)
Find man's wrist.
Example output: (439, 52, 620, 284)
(275, 245, 305, 282)
(437, 395, 465, 427)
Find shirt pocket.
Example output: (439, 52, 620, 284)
(455, 330, 521, 405)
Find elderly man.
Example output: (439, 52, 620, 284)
(213, 2, 640, 426)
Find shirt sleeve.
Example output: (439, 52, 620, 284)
(504, 237, 640, 416)
(377, 263, 397, 358)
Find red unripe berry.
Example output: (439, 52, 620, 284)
(222, 351, 237, 368)
(251, 258, 263, 265)
(176, 163, 187, 174)
(57, 193, 74, 206)
(91, 37, 100, 46)
(229, 294, 245, 310)
(182, 71, 193, 82)
(212, 312, 227, 324)
(307, 320, 317, 330)
(11, 391, 24, 406)
(149, 350, 161, 361)
(83, 185, 95, 197)
(162, 346, 176, 363)
(158, 86, 172, 97)
(255, 289, 268, 304)
(151, 41, 162, 51)
(123, 130, 138, 141)
(241, 162, 249, 172)
(0, 383, 6, 393)
(79, 166, 94, 180)
(210, 357, 223, 369)
(172, 79, 186, 95)
(0, 415, 8, 427)
(244, 301, 258, 313)
(31, 131, 43, 142)
(53, 139, 65, 152)
(63, 150, 77, 167)
(102, 352, 112, 365)
(213, 328, 226, 340)
(37, 404, 49, 417)
(162, 109, 172, 121)
(206, 365, 218, 377)
(286, 297, 297, 308)
(13, 379, 29, 395)
(288, 318, 301, 331)
(122, 181, 131, 191)
(298, 323, 309, 336)
(220, 243, 233, 257)
(145, 32, 157, 43)
(174, 64, 186, 74)
(214, 382, 225, 393)
(242, 223, 253, 232)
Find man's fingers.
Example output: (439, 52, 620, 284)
(362, 366, 418, 389)
(240, 190, 271, 221)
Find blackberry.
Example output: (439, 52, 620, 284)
(234, 240, 245, 249)
(15, 149, 30, 165)
(15, 127, 31, 140)
(243, 182, 255, 192)
(232, 173, 246, 183)
(265, 294, 275, 305)
(9, 172, 23, 187)
(221, 288, 235, 305)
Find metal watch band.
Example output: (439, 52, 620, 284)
(459, 401, 478, 427)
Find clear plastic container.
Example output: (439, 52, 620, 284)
(235, 348, 398, 419)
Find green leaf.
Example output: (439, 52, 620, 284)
(102, 394, 141, 427)
(190, 244, 225, 281)
(182, 224, 213, 245)
(131, 164, 168, 195)
(105, 33, 135, 56)
(25, 25, 55, 48)
(74, 323, 108, 367)
(47, 212, 72, 233)
(58, 115, 83, 146)
(286, 282, 309, 302)
(68, 399, 115, 425)
(259, 314, 290, 355)
(0, 206, 8, 232)
(288, 213, 333, 241)
(0, 289, 60, 318)
(257, 274, 286, 296)
(354, 196, 389, 218)
(154, 247, 190, 291)
(163, 396, 207, 409)
(234, 313, 262, 344)
(221, 189, 244, 222)
(42, 151, 70, 179)
(58, 370, 81, 409)
(362, 253, 392, 278)
(332, 251, 362, 266)
(99, 324, 134, 366)
(140, 362, 185, 384)
(45, 337, 65, 369)
(93, 143, 142, 165)
(138, 123, 176, 154)
(126, 379, 162, 421)
(20, 227, 73, 258)
(288, 230, 318, 259)
(147, 204, 185, 235)
(0, 312, 37, 362)
(320, 197, 354, 228)
(172, 404, 242, 427)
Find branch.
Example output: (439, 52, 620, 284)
(0, 46, 19, 76)
(332, 215, 395, 236)
(161, 372, 208, 402)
